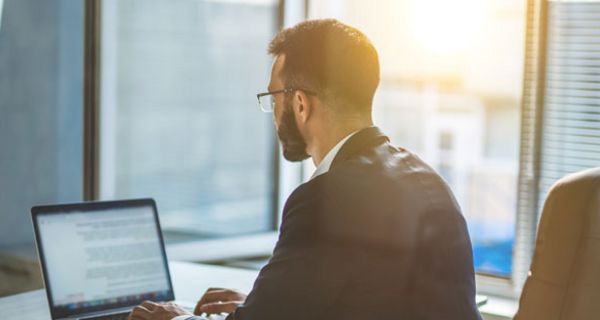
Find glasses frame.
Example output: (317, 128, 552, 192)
(256, 88, 316, 113)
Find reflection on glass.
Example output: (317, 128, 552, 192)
(310, 0, 525, 276)
(100, 0, 278, 239)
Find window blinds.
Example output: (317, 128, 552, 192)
(541, 0, 600, 202)
(515, 0, 600, 293)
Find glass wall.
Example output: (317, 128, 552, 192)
(99, 0, 279, 240)
(0, 0, 83, 249)
(310, 0, 525, 276)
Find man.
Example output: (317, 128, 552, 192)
(129, 19, 482, 320)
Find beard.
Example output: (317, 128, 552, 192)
(276, 96, 310, 162)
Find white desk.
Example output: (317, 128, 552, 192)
(0, 261, 258, 320)
(0, 261, 488, 319)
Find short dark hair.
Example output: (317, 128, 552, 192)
(268, 19, 380, 116)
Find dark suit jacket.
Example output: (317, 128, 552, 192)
(223, 127, 481, 319)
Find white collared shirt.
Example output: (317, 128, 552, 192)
(310, 130, 360, 180)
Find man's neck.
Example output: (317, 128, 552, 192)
(310, 121, 373, 167)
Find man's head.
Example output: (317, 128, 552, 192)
(266, 19, 380, 162)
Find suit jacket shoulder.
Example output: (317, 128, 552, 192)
(228, 127, 481, 320)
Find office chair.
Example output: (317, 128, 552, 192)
(514, 167, 600, 320)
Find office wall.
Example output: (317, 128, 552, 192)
(0, 0, 83, 249)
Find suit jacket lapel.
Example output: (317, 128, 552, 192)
(330, 126, 390, 170)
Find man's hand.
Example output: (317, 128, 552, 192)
(194, 288, 247, 315)
(128, 301, 191, 320)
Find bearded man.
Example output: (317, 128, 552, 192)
(129, 19, 482, 320)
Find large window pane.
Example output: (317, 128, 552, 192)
(0, 0, 83, 249)
(0, 0, 83, 296)
(99, 0, 278, 239)
(309, 0, 525, 276)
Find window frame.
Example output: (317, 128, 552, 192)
(83, 0, 101, 202)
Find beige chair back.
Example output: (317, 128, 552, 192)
(515, 167, 600, 320)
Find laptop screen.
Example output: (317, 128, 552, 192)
(32, 199, 174, 319)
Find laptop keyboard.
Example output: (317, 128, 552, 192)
(79, 311, 131, 320)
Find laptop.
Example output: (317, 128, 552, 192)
(31, 198, 180, 320)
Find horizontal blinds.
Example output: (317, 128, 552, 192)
(540, 0, 600, 204)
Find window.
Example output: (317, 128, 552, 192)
(98, 0, 280, 241)
(539, 0, 600, 208)
(307, 0, 600, 298)
(513, 0, 600, 296)
(0, 0, 83, 250)
(309, 0, 525, 278)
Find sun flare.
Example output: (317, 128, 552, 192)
(408, 0, 485, 55)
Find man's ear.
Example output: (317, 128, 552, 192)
(293, 90, 312, 124)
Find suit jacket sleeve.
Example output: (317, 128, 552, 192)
(226, 186, 349, 320)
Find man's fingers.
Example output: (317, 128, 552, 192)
(203, 289, 242, 302)
(194, 288, 246, 315)
(196, 288, 222, 309)
(195, 289, 243, 314)
(141, 300, 159, 310)
(128, 305, 152, 320)
(199, 301, 241, 315)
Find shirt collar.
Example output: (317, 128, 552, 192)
(310, 130, 360, 180)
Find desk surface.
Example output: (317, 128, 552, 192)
(1, 261, 488, 319)
(0, 261, 258, 320)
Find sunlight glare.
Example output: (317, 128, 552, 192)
(408, 0, 485, 55)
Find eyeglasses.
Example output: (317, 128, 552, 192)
(256, 88, 316, 113)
